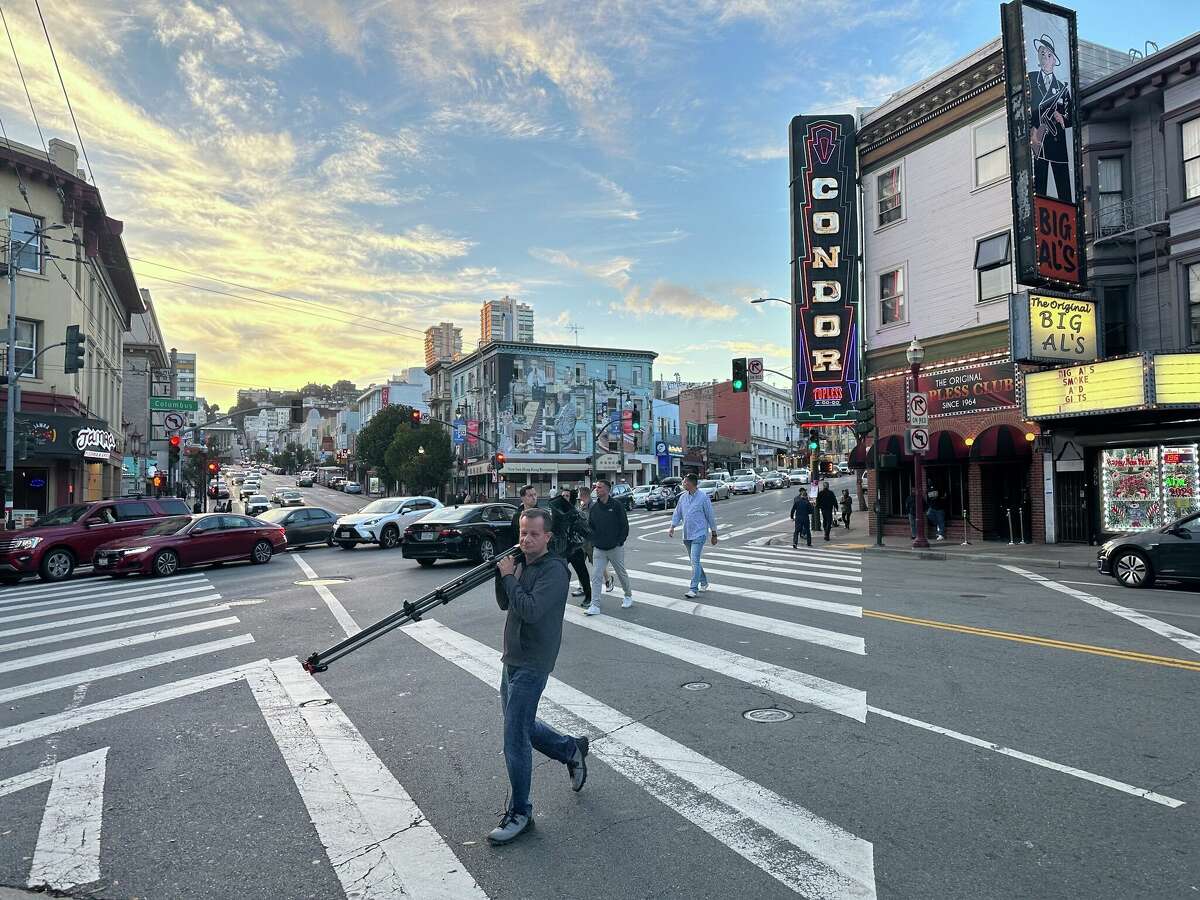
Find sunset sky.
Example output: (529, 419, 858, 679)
(0, 1, 1191, 408)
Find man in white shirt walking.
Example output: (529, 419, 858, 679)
(668, 474, 718, 598)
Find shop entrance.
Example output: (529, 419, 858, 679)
(979, 463, 1029, 542)
(1055, 470, 1090, 543)
(14, 467, 49, 516)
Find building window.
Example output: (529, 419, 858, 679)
(9, 319, 39, 378)
(1189, 264, 1200, 345)
(974, 233, 1011, 303)
(879, 268, 905, 325)
(973, 116, 1008, 185)
(877, 165, 903, 227)
(632, 366, 642, 386)
(607, 364, 617, 382)
(1185, 117, 1200, 201)
(574, 363, 585, 383)
(1097, 158, 1125, 234)
(9, 211, 42, 273)
(1102, 284, 1131, 355)
(544, 361, 555, 381)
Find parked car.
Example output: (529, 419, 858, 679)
(837, 460, 850, 475)
(708, 470, 731, 483)
(1097, 512, 1200, 589)
(609, 482, 635, 511)
(697, 479, 729, 501)
(763, 471, 788, 489)
(254, 506, 338, 548)
(245, 495, 271, 517)
(333, 496, 442, 549)
(402, 503, 518, 566)
(0, 496, 194, 584)
(730, 474, 760, 495)
(630, 485, 657, 509)
(342, 481, 363, 494)
(646, 477, 684, 511)
(93, 513, 287, 578)
(296, 476, 314, 487)
(788, 468, 811, 485)
(732, 468, 755, 478)
(330, 478, 347, 490)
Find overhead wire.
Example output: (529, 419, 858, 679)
(0, 4, 49, 164)
(33, 0, 94, 186)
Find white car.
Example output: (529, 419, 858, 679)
(333, 496, 442, 550)
(729, 474, 759, 495)
(708, 470, 731, 483)
(630, 485, 656, 508)
(697, 479, 729, 501)
(788, 469, 810, 486)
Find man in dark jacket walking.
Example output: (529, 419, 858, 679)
(790, 488, 813, 547)
(489, 506, 589, 845)
(815, 481, 838, 541)
(586, 479, 632, 614)
(550, 490, 592, 608)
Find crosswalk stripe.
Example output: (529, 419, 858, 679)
(0, 596, 231, 636)
(689, 554, 863, 583)
(0, 587, 220, 624)
(711, 547, 862, 571)
(406, 619, 877, 898)
(0, 574, 210, 605)
(723, 517, 793, 539)
(603, 589, 865, 655)
(0, 634, 256, 704)
(741, 544, 863, 563)
(564, 605, 865, 720)
(0, 581, 217, 616)
(635, 516, 672, 529)
(625, 568, 861, 617)
(0, 606, 234, 653)
(650, 561, 863, 597)
(4, 617, 242, 673)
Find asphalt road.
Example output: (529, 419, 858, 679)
(1, 476, 1196, 899)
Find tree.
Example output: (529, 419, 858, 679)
(355, 405, 412, 486)
(385, 424, 452, 497)
(300, 382, 332, 402)
(331, 380, 358, 402)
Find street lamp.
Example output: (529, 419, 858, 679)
(749, 297, 792, 306)
(906, 338, 930, 549)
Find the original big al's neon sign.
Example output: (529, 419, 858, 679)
(789, 115, 859, 423)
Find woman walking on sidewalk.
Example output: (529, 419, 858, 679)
(840, 489, 853, 530)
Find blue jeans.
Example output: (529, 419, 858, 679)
(685, 538, 708, 591)
(500, 665, 576, 816)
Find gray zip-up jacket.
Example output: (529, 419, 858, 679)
(494, 552, 570, 673)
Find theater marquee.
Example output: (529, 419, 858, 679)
(789, 115, 859, 424)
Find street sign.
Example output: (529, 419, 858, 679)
(907, 392, 929, 427)
(654, 440, 668, 455)
(452, 418, 465, 445)
(163, 412, 186, 431)
(906, 427, 930, 455)
(747, 358, 764, 382)
(150, 397, 198, 412)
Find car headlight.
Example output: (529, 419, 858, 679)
(12, 536, 43, 551)
(362, 518, 380, 527)
(121, 546, 152, 555)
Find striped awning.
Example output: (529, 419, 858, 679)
(968, 424, 1032, 461)
(925, 430, 969, 464)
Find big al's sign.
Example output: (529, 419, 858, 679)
(1001, 0, 1086, 290)
(789, 115, 859, 423)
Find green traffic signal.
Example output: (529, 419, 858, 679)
(731, 358, 748, 393)
(732, 378, 745, 391)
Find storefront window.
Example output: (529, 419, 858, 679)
(1101, 444, 1200, 532)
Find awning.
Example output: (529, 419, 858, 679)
(925, 430, 969, 464)
(969, 424, 1032, 461)
(863, 434, 911, 466)
(848, 440, 869, 468)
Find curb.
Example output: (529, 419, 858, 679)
(764, 535, 1096, 571)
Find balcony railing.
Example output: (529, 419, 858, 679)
(1094, 189, 1168, 240)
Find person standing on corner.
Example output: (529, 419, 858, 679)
(790, 486, 813, 548)
(669, 473, 718, 598)
(489, 506, 589, 845)
(815, 480, 838, 542)
(511, 484, 539, 537)
(840, 488, 853, 530)
(586, 479, 633, 614)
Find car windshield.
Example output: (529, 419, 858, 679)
(361, 499, 403, 514)
(32, 504, 92, 527)
(698, 481, 718, 488)
(142, 516, 193, 536)
(280, 491, 300, 497)
(735, 475, 756, 482)
(634, 486, 653, 493)
(419, 506, 481, 524)
(249, 495, 268, 502)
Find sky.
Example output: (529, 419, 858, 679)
(0, 0, 1194, 409)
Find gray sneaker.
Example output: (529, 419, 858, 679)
(567, 736, 589, 792)
(488, 810, 534, 845)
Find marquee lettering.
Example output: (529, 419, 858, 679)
(811, 177, 839, 199)
(812, 246, 840, 268)
(813, 211, 839, 234)
(812, 281, 841, 303)
(811, 349, 842, 372)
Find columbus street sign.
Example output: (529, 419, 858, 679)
(149, 397, 199, 412)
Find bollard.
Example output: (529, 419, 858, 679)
(1017, 504, 1026, 545)
(958, 467, 970, 546)
(1005, 506, 1015, 546)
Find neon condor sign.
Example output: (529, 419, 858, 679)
(789, 115, 859, 424)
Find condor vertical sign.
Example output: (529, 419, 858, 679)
(1001, 0, 1086, 290)
(789, 115, 859, 424)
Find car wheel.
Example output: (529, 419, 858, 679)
(251, 541, 273, 564)
(39, 548, 75, 582)
(1114, 549, 1154, 589)
(418, 558, 436, 568)
(338, 541, 356, 550)
(326, 536, 335, 547)
(379, 525, 400, 549)
(477, 537, 496, 563)
(152, 549, 180, 578)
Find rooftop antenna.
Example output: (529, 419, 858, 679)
(567, 323, 583, 345)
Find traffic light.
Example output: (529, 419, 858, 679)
(169, 434, 181, 449)
(631, 407, 641, 431)
(807, 428, 820, 451)
(207, 461, 219, 475)
(410, 409, 422, 430)
(63, 325, 86, 374)
(731, 358, 747, 393)
(152, 474, 164, 489)
(494, 452, 506, 471)
(853, 397, 875, 438)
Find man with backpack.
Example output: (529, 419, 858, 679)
(549, 488, 592, 608)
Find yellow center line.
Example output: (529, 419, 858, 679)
(862, 608, 1200, 673)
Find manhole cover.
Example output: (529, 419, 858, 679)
(743, 708, 795, 723)
(300, 698, 332, 708)
(294, 577, 351, 586)
(681, 681, 711, 691)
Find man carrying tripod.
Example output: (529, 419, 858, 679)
(489, 506, 590, 845)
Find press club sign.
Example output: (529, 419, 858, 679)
(789, 115, 859, 424)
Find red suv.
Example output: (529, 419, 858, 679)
(0, 497, 193, 585)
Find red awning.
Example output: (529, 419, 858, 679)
(925, 429, 968, 464)
(848, 440, 870, 468)
(861, 433, 911, 466)
(969, 424, 1032, 461)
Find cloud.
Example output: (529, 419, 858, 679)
(430, 101, 562, 140)
(729, 142, 787, 162)
(529, 247, 634, 290)
(617, 281, 737, 320)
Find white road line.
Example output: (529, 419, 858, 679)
(0, 596, 230, 637)
(0, 605, 233, 652)
(610, 589, 865, 655)
(649, 561, 863, 597)
(690, 555, 863, 583)
(1002, 565, 1200, 658)
(724, 517, 793, 539)
(625, 568, 862, 618)
(248, 659, 486, 900)
(0, 574, 210, 605)
(28, 748, 108, 889)
(0, 634, 256, 704)
(736, 543, 863, 563)
(868, 706, 1183, 809)
(635, 517, 672, 529)
(564, 604, 866, 720)
(710, 547, 862, 571)
(407, 619, 877, 899)
(0, 658, 270, 751)
(0, 584, 219, 619)
(292, 555, 358, 635)
(4, 617, 242, 672)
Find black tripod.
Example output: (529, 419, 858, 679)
(303, 545, 521, 673)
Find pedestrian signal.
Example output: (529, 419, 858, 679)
(494, 452, 506, 471)
(410, 409, 422, 429)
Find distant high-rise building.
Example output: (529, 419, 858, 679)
(174, 353, 197, 400)
(424, 322, 463, 367)
(481, 297, 534, 345)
